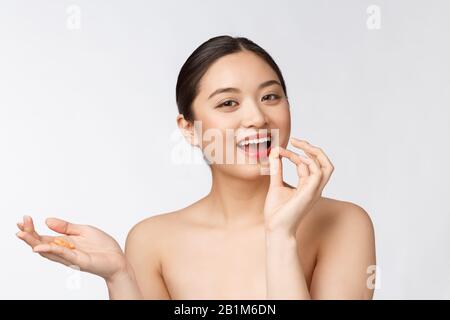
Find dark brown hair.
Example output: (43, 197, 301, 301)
(176, 35, 288, 121)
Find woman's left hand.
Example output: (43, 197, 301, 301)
(264, 137, 334, 236)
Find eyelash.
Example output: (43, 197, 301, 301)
(216, 94, 280, 108)
(262, 94, 280, 102)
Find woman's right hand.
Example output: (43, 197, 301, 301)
(16, 215, 130, 282)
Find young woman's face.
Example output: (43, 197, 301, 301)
(190, 50, 291, 179)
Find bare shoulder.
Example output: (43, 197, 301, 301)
(125, 210, 182, 250)
(297, 196, 375, 253)
(125, 201, 201, 253)
(308, 196, 375, 238)
(305, 197, 376, 299)
(127, 211, 177, 234)
(123, 209, 188, 299)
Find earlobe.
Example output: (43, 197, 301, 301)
(184, 128, 199, 147)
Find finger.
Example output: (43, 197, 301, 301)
(22, 215, 42, 240)
(16, 231, 41, 248)
(278, 147, 315, 189)
(45, 218, 82, 236)
(33, 243, 79, 265)
(290, 138, 334, 173)
(37, 252, 73, 266)
(287, 140, 322, 177)
(278, 147, 316, 175)
(40, 235, 58, 243)
(298, 162, 310, 188)
(17, 222, 24, 231)
(278, 147, 313, 166)
(289, 139, 321, 168)
(23, 215, 36, 233)
(268, 147, 283, 187)
(290, 138, 334, 191)
(16, 230, 71, 265)
(304, 150, 321, 168)
(16, 229, 56, 247)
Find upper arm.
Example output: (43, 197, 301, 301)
(125, 217, 171, 299)
(309, 202, 376, 299)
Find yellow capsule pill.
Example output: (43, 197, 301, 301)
(52, 238, 75, 249)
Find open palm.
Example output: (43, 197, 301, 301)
(16, 216, 128, 281)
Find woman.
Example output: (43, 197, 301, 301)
(16, 35, 376, 300)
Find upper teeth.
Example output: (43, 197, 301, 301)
(238, 136, 271, 147)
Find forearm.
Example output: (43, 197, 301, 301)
(105, 264, 143, 300)
(265, 231, 311, 300)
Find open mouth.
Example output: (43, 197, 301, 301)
(237, 135, 272, 159)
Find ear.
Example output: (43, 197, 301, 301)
(176, 114, 199, 147)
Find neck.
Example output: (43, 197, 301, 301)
(205, 167, 270, 228)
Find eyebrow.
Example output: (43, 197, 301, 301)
(207, 79, 282, 100)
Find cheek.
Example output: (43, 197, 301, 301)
(202, 114, 234, 130)
(267, 105, 291, 148)
(194, 113, 239, 156)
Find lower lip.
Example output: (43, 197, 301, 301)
(237, 144, 271, 159)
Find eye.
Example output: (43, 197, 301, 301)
(216, 100, 238, 108)
(262, 94, 280, 102)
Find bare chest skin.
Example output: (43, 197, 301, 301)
(160, 211, 320, 300)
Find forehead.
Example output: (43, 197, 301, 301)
(197, 50, 280, 98)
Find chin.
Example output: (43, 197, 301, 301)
(212, 162, 271, 181)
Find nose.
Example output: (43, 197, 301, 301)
(240, 99, 268, 128)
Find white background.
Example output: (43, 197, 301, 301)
(1, 0, 449, 299)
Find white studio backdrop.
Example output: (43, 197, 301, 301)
(0, 0, 449, 299)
